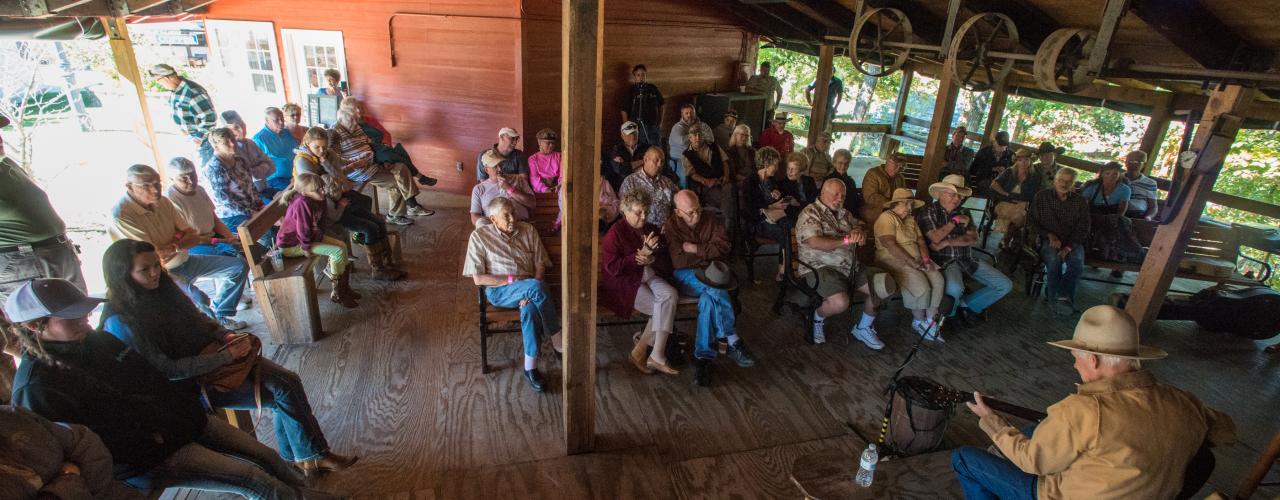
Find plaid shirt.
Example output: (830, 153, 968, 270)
(168, 80, 216, 140)
(462, 221, 549, 278)
(917, 201, 977, 273)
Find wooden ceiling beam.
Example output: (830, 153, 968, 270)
(1129, 0, 1275, 72)
(723, 1, 817, 45)
(784, 0, 852, 33)
(752, 3, 824, 43)
(960, 0, 1056, 52)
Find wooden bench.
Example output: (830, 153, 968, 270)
(1084, 219, 1272, 287)
(476, 191, 699, 373)
(237, 199, 326, 344)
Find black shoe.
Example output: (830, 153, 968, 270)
(524, 369, 546, 392)
(957, 307, 985, 327)
(693, 359, 711, 387)
(726, 340, 756, 368)
(417, 175, 438, 186)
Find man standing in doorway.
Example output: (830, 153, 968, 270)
(746, 61, 783, 123)
(805, 75, 844, 130)
(149, 64, 217, 165)
(621, 64, 665, 147)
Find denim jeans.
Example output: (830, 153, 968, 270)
(188, 242, 242, 258)
(126, 417, 307, 500)
(485, 279, 560, 358)
(222, 215, 276, 249)
(1039, 242, 1084, 303)
(942, 259, 1013, 315)
(672, 268, 735, 360)
(338, 200, 386, 245)
(0, 239, 85, 307)
(206, 359, 330, 462)
(169, 254, 249, 319)
(951, 423, 1039, 500)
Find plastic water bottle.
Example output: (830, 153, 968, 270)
(855, 443, 878, 487)
(270, 247, 284, 270)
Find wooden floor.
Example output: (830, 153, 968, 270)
(177, 204, 1280, 499)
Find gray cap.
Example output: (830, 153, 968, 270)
(148, 63, 177, 77)
(621, 121, 638, 135)
(3, 279, 103, 323)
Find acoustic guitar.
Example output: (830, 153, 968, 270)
(902, 376, 1049, 422)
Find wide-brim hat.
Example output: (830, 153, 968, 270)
(1014, 148, 1034, 159)
(883, 187, 924, 209)
(928, 174, 973, 199)
(148, 63, 177, 77)
(870, 272, 899, 299)
(695, 260, 738, 290)
(1038, 142, 1065, 155)
(773, 112, 792, 122)
(1047, 305, 1168, 360)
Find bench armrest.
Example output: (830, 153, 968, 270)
(1238, 253, 1274, 283)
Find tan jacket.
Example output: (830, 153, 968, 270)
(980, 370, 1236, 500)
(859, 165, 905, 224)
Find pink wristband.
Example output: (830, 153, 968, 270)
(842, 235, 851, 246)
(506, 274, 514, 284)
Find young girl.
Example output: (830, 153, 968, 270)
(276, 173, 359, 308)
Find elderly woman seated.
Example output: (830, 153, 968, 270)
(744, 146, 791, 281)
(989, 148, 1042, 248)
(99, 240, 358, 475)
(295, 126, 405, 281)
(875, 188, 945, 340)
(204, 127, 265, 236)
(778, 151, 819, 219)
(1080, 160, 1131, 216)
(826, 148, 862, 216)
(529, 128, 563, 193)
(317, 68, 346, 100)
(471, 149, 536, 227)
(5, 279, 337, 498)
(600, 189, 680, 376)
(281, 102, 307, 143)
(1031, 168, 1091, 315)
(330, 102, 425, 225)
(463, 197, 562, 393)
(220, 110, 275, 199)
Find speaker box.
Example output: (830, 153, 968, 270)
(695, 92, 768, 143)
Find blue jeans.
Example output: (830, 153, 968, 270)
(943, 259, 1013, 315)
(169, 254, 249, 319)
(1039, 242, 1084, 303)
(206, 359, 329, 462)
(951, 424, 1039, 500)
(126, 416, 306, 500)
(672, 268, 735, 360)
(485, 279, 560, 358)
(222, 215, 276, 249)
(188, 242, 242, 258)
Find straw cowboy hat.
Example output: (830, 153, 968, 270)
(773, 112, 792, 122)
(1014, 148, 1034, 159)
(928, 174, 973, 199)
(870, 271, 899, 300)
(883, 188, 924, 209)
(1048, 305, 1168, 360)
(695, 261, 738, 291)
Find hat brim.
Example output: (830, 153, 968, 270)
(773, 116, 791, 122)
(928, 184, 973, 199)
(870, 272, 898, 299)
(883, 198, 925, 209)
(1046, 339, 1168, 360)
(48, 295, 105, 320)
(694, 268, 738, 291)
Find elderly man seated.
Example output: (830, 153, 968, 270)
(619, 146, 679, 227)
(251, 106, 299, 198)
(476, 127, 530, 181)
(953, 305, 1235, 500)
(463, 197, 561, 392)
(1031, 168, 1090, 315)
(471, 149, 535, 227)
(918, 175, 1012, 328)
(110, 164, 249, 330)
(795, 178, 882, 349)
(665, 190, 754, 386)
(164, 157, 242, 258)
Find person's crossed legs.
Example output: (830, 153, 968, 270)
(951, 424, 1038, 500)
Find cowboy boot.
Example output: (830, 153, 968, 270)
(330, 269, 359, 309)
(364, 240, 406, 281)
(380, 244, 407, 277)
(629, 322, 655, 374)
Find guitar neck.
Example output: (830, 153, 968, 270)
(980, 397, 1048, 422)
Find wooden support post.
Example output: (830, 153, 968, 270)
(1138, 92, 1175, 174)
(1125, 85, 1254, 332)
(560, 0, 602, 455)
(982, 82, 1009, 146)
(102, 17, 163, 175)
(808, 44, 835, 145)
(918, 59, 961, 199)
(1236, 428, 1280, 499)
(882, 64, 913, 157)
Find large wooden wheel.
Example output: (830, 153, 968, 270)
(947, 13, 1020, 92)
(849, 7, 912, 77)
(1034, 28, 1097, 94)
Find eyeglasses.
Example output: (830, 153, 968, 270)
(678, 207, 701, 215)
(130, 181, 162, 189)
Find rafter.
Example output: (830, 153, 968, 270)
(1130, 0, 1275, 72)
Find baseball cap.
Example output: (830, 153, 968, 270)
(3, 279, 103, 324)
(221, 110, 245, 125)
(724, 109, 739, 118)
(148, 63, 177, 77)
(621, 121, 639, 135)
(498, 127, 520, 139)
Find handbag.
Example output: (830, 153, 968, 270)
(198, 334, 263, 393)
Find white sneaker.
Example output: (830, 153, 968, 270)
(924, 319, 945, 342)
(852, 326, 884, 350)
(811, 321, 827, 344)
(911, 320, 927, 337)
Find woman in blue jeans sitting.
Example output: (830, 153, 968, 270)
(98, 239, 357, 476)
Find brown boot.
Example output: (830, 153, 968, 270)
(364, 241, 406, 281)
(629, 325, 655, 374)
(330, 269, 359, 308)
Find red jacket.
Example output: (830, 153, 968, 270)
(759, 127, 794, 154)
(598, 221, 673, 318)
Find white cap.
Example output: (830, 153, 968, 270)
(498, 127, 519, 139)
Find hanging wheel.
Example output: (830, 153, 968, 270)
(947, 13, 1020, 92)
(1034, 28, 1097, 94)
(849, 7, 913, 77)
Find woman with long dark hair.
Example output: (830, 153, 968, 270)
(99, 239, 357, 476)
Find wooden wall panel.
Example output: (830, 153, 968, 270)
(204, 0, 523, 196)
(520, 0, 752, 151)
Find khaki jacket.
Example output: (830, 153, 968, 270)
(980, 370, 1236, 500)
(859, 165, 905, 224)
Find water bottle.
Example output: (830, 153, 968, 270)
(855, 443, 878, 487)
(270, 247, 284, 270)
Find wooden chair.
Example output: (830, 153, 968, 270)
(236, 200, 326, 344)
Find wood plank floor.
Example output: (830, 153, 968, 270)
(173, 203, 1280, 499)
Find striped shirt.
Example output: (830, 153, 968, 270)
(329, 125, 378, 184)
(168, 79, 216, 140)
(462, 221, 549, 278)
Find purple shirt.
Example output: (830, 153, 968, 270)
(528, 151, 562, 193)
(275, 196, 325, 250)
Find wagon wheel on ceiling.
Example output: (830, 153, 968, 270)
(1034, 28, 1098, 94)
(947, 13, 1020, 92)
(849, 7, 913, 77)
